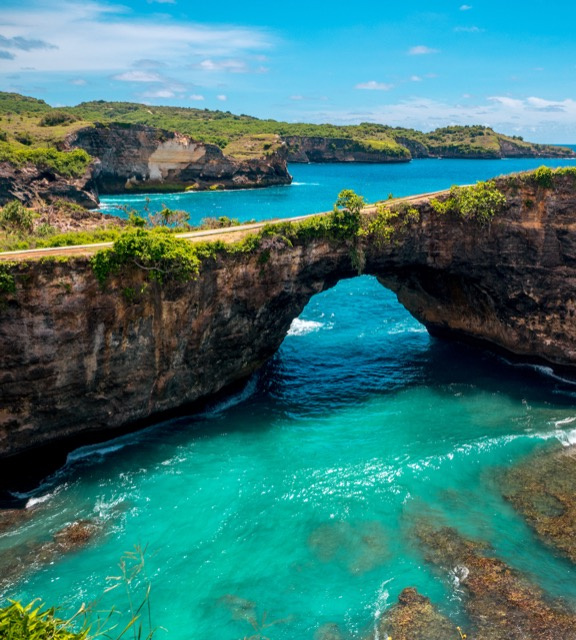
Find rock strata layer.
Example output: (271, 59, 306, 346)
(67, 124, 292, 193)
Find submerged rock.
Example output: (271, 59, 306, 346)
(415, 523, 576, 640)
(0, 518, 102, 594)
(0, 507, 35, 534)
(314, 622, 346, 640)
(374, 587, 461, 640)
(308, 521, 388, 574)
(501, 444, 576, 564)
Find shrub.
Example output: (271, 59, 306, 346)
(0, 263, 16, 294)
(91, 227, 201, 285)
(532, 166, 554, 188)
(0, 143, 91, 178)
(329, 189, 366, 239)
(431, 180, 506, 224)
(149, 207, 190, 229)
(368, 202, 420, 246)
(14, 131, 33, 146)
(39, 110, 80, 127)
(0, 200, 34, 233)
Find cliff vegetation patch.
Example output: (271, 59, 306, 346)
(91, 227, 201, 285)
(0, 142, 91, 178)
(431, 180, 506, 224)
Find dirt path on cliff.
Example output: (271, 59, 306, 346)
(0, 189, 448, 262)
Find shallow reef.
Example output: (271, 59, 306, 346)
(414, 523, 576, 640)
(501, 444, 576, 564)
(374, 587, 461, 640)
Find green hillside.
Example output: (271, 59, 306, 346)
(0, 91, 572, 160)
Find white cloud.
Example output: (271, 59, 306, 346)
(488, 96, 524, 109)
(290, 95, 304, 101)
(141, 89, 175, 98)
(454, 26, 484, 32)
(408, 46, 439, 55)
(460, 4, 472, 9)
(355, 80, 394, 91)
(189, 94, 204, 101)
(70, 77, 87, 85)
(197, 58, 248, 73)
(147, 0, 176, 4)
(294, 95, 576, 143)
(113, 70, 164, 82)
(0, 1, 274, 72)
(133, 59, 168, 69)
(216, 94, 227, 101)
(410, 75, 422, 82)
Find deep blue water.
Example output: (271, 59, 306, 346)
(99, 156, 576, 223)
(3, 158, 576, 640)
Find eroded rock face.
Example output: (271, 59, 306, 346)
(0, 161, 100, 209)
(2, 174, 576, 461)
(67, 124, 292, 193)
(283, 135, 410, 163)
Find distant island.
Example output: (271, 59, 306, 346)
(0, 91, 574, 206)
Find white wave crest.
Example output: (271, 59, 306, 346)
(26, 492, 54, 508)
(66, 442, 128, 464)
(201, 375, 259, 417)
(287, 318, 325, 336)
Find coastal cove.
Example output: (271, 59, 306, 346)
(3, 158, 576, 639)
(99, 154, 576, 221)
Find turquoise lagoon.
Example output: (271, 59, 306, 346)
(4, 158, 576, 639)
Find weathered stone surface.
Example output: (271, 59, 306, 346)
(283, 135, 410, 163)
(2, 173, 576, 461)
(373, 588, 461, 640)
(0, 161, 99, 209)
(67, 124, 292, 193)
(415, 524, 576, 640)
(501, 444, 576, 563)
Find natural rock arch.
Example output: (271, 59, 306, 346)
(1, 173, 576, 465)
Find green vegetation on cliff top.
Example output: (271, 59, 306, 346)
(0, 91, 571, 160)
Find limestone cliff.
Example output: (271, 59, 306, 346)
(283, 136, 411, 163)
(0, 161, 99, 209)
(2, 172, 576, 461)
(67, 124, 292, 193)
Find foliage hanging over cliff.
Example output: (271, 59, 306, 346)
(0, 142, 91, 178)
(91, 227, 201, 285)
(431, 181, 506, 224)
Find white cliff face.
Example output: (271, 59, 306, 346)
(67, 124, 292, 193)
(148, 138, 207, 181)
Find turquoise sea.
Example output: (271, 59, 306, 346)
(4, 157, 576, 638)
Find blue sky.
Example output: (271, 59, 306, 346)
(1, 0, 576, 141)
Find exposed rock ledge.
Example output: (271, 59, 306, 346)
(0, 161, 99, 209)
(2, 173, 576, 463)
(67, 124, 292, 194)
